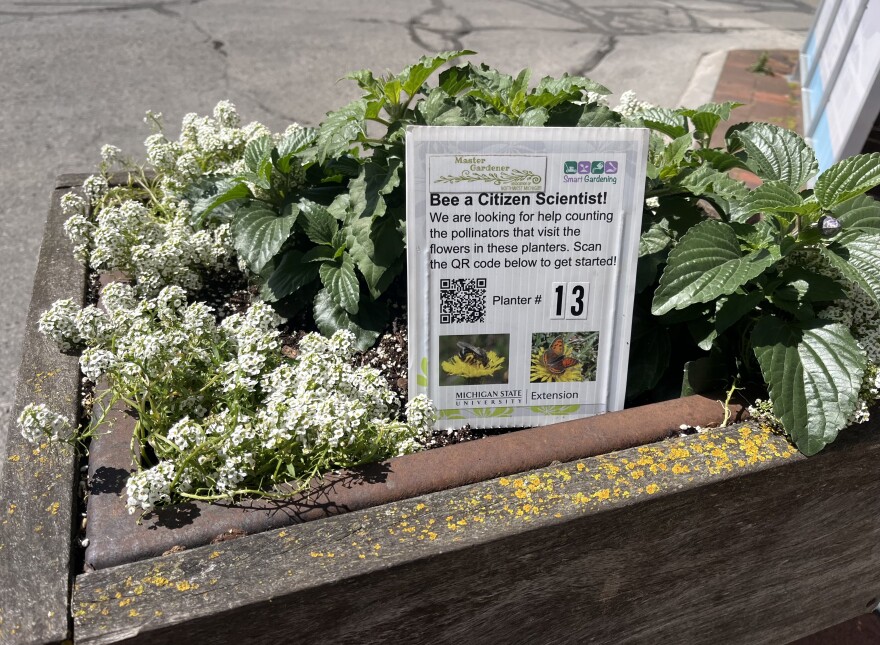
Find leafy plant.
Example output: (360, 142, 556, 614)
(627, 106, 880, 454)
(203, 50, 617, 349)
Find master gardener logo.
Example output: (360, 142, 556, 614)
(430, 154, 547, 192)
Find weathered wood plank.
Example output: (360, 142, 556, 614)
(0, 186, 88, 644)
(73, 420, 880, 645)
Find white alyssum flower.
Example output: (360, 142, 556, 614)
(126, 461, 177, 514)
(81, 175, 109, 205)
(614, 89, 653, 117)
(17, 403, 73, 444)
(38, 299, 83, 349)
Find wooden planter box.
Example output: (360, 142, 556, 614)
(2, 177, 880, 644)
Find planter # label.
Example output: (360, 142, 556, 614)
(406, 126, 648, 429)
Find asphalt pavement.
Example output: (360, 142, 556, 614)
(0, 0, 817, 470)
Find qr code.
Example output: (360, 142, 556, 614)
(440, 278, 487, 324)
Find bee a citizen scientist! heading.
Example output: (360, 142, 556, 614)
(430, 190, 611, 207)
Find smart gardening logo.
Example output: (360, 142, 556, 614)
(563, 159, 619, 184)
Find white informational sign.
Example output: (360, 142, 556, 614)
(406, 126, 649, 429)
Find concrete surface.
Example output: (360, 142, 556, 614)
(0, 0, 817, 475)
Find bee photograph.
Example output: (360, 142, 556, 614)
(530, 331, 599, 383)
(439, 334, 509, 386)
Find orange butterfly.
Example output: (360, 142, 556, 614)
(540, 336, 579, 375)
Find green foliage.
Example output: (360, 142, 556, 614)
(183, 52, 880, 456)
(630, 95, 880, 454)
(196, 50, 620, 350)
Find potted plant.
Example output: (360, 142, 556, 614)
(3, 51, 880, 644)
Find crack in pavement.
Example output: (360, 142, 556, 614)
(0, 0, 206, 19)
(576, 35, 617, 75)
(407, 0, 473, 52)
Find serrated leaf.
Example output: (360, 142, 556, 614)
(639, 221, 673, 256)
(192, 180, 251, 224)
(344, 69, 382, 95)
(576, 105, 621, 128)
(519, 107, 549, 126)
(733, 123, 817, 190)
(316, 99, 368, 163)
(261, 250, 319, 302)
(319, 253, 360, 314)
(299, 200, 338, 245)
(638, 107, 689, 139)
(419, 89, 466, 126)
(346, 217, 404, 299)
(233, 206, 297, 274)
(652, 219, 775, 315)
(834, 194, 880, 230)
(734, 179, 804, 218)
(398, 50, 474, 96)
(313, 288, 384, 351)
(349, 157, 402, 221)
(679, 102, 742, 140)
(819, 232, 880, 306)
(694, 148, 747, 172)
(244, 135, 273, 173)
(814, 152, 880, 209)
(437, 65, 474, 96)
(677, 164, 748, 202)
(535, 73, 609, 96)
(752, 316, 865, 455)
(277, 127, 318, 159)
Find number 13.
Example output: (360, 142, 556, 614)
(551, 282, 590, 320)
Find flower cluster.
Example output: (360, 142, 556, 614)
(27, 279, 435, 513)
(17, 403, 73, 444)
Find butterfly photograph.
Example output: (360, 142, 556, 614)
(530, 331, 599, 383)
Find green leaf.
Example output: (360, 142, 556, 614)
(833, 195, 880, 231)
(576, 105, 622, 128)
(679, 102, 742, 140)
(819, 232, 880, 306)
(733, 123, 817, 190)
(676, 165, 749, 206)
(418, 89, 466, 126)
(734, 180, 804, 218)
(652, 220, 775, 315)
(244, 135, 273, 173)
(437, 65, 474, 96)
(262, 250, 319, 302)
(299, 200, 339, 245)
(192, 180, 251, 224)
(233, 206, 297, 274)
(316, 99, 368, 163)
(638, 107, 689, 139)
(319, 253, 360, 314)
(346, 217, 404, 299)
(533, 73, 609, 99)
(814, 152, 880, 209)
(639, 221, 673, 256)
(626, 322, 671, 399)
(398, 50, 474, 96)
(694, 148, 747, 172)
(752, 316, 865, 455)
(277, 126, 318, 159)
(313, 288, 384, 351)
(349, 157, 402, 220)
(681, 356, 727, 396)
(715, 290, 763, 336)
(519, 107, 549, 126)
